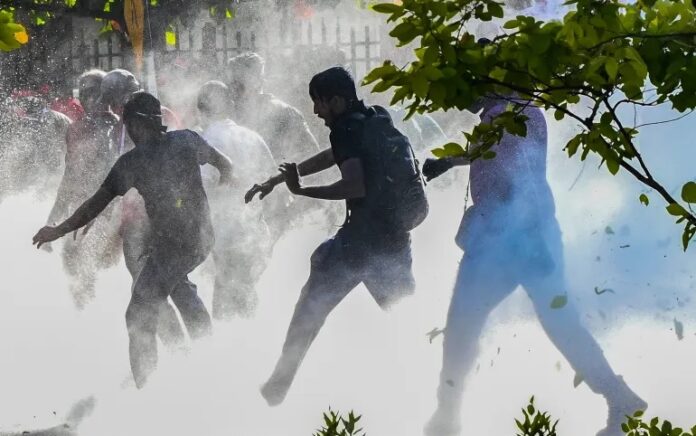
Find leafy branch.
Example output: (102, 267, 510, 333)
(366, 0, 696, 249)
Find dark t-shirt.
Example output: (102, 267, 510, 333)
(101, 129, 215, 252)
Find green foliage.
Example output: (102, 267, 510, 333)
(622, 410, 696, 436)
(0, 9, 28, 51)
(515, 396, 558, 436)
(313, 409, 365, 436)
(366, 0, 696, 248)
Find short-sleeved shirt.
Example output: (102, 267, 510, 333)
(101, 129, 215, 252)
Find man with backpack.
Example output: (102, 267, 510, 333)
(246, 66, 428, 406)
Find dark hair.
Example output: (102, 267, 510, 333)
(308, 66, 358, 104)
(123, 91, 164, 129)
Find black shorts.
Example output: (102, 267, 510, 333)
(310, 225, 415, 308)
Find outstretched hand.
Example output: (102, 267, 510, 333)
(245, 182, 275, 203)
(33, 226, 64, 249)
(422, 158, 454, 181)
(279, 163, 302, 194)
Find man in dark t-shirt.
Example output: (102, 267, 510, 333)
(421, 96, 646, 436)
(33, 92, 234, 388)
(246, 67, 416, 406)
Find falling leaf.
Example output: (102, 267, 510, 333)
(595, 256, 601, 262)
(550, 294, 568, 309)
(674, 318, 684, 340)
(426, 327, 444, 344)
(598, 310, 607, 320)
(445, 379, 455, 387)
(497, 347, 501, 355)
(555, 361, 561, 371)
(573, 372, 584, 388)
(605, 226, 615, 235)
(619, 244, 631, 248)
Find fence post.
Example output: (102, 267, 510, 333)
(321, 18, 327, 45)
(364, 25, 371, 71)
(350, 27, 356, 76)
(251, 31, 256, 50)
(222, 22, 229, 62)
(307, 21, 313, 46)
(107, 35, 114, 70)
(93, 38, 99, 68)
(335, 19, 341, 49)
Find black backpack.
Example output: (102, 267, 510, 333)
(350, 105, 429, 232)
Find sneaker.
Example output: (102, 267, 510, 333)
(596, 379, 647, 436)
(424, 408, 461, 436)
(260, 374, 292, 407)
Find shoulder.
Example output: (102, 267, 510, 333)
(265, 95, 306, 121)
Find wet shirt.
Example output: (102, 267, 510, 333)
(101, 129, 215, 252)
(469, 102, 555, 216)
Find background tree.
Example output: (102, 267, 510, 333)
(364, 0, 696, 249)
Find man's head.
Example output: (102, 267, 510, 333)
(78, 69, 106, 114)
(100, 69, 140, 114)
(123, 91, 166, 146)
(308, 66, 358, 127)
(226, 52, 265, 102)
(197, 80, 231, 123)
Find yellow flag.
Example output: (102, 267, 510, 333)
(124, 0, 144, 74)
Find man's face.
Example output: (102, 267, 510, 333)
(125, 116, 159, 146)
(312, 96, 334, 127)
(79, 80, 102, 115)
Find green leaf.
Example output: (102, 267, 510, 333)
(412, 73, 429, 98)
(605, 58, 619, 82)
(667, 203, 687, 216)
(681, 181, 696, 203)
(371, 3, 402, 14)
(550, 294, 568, 309)
(639, 194, 649, 206)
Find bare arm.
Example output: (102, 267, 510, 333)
(33, 187, 116, 248)
(205, 145, 234, 184)
(281, 158, 365, 201)
(265, 148, 335, 186)
(245, 148, 335, 202)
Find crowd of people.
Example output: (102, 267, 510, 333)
(6, 48, 647, 435)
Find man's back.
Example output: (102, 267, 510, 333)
(237, 94, 319, 163)
(202, 119, 275, 192)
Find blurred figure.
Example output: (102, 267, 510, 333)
(247, 67, 427, 406)
(43, 69, 121, 308)
(422, 95, 646, 436)
(227, 53, 335, 238)
(0, 89, 71, 201)
(226, 52, 319, 163)
(100, 69, 187, 346)
(33, 92, 233, 387)
(197, 80, 276, 319)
